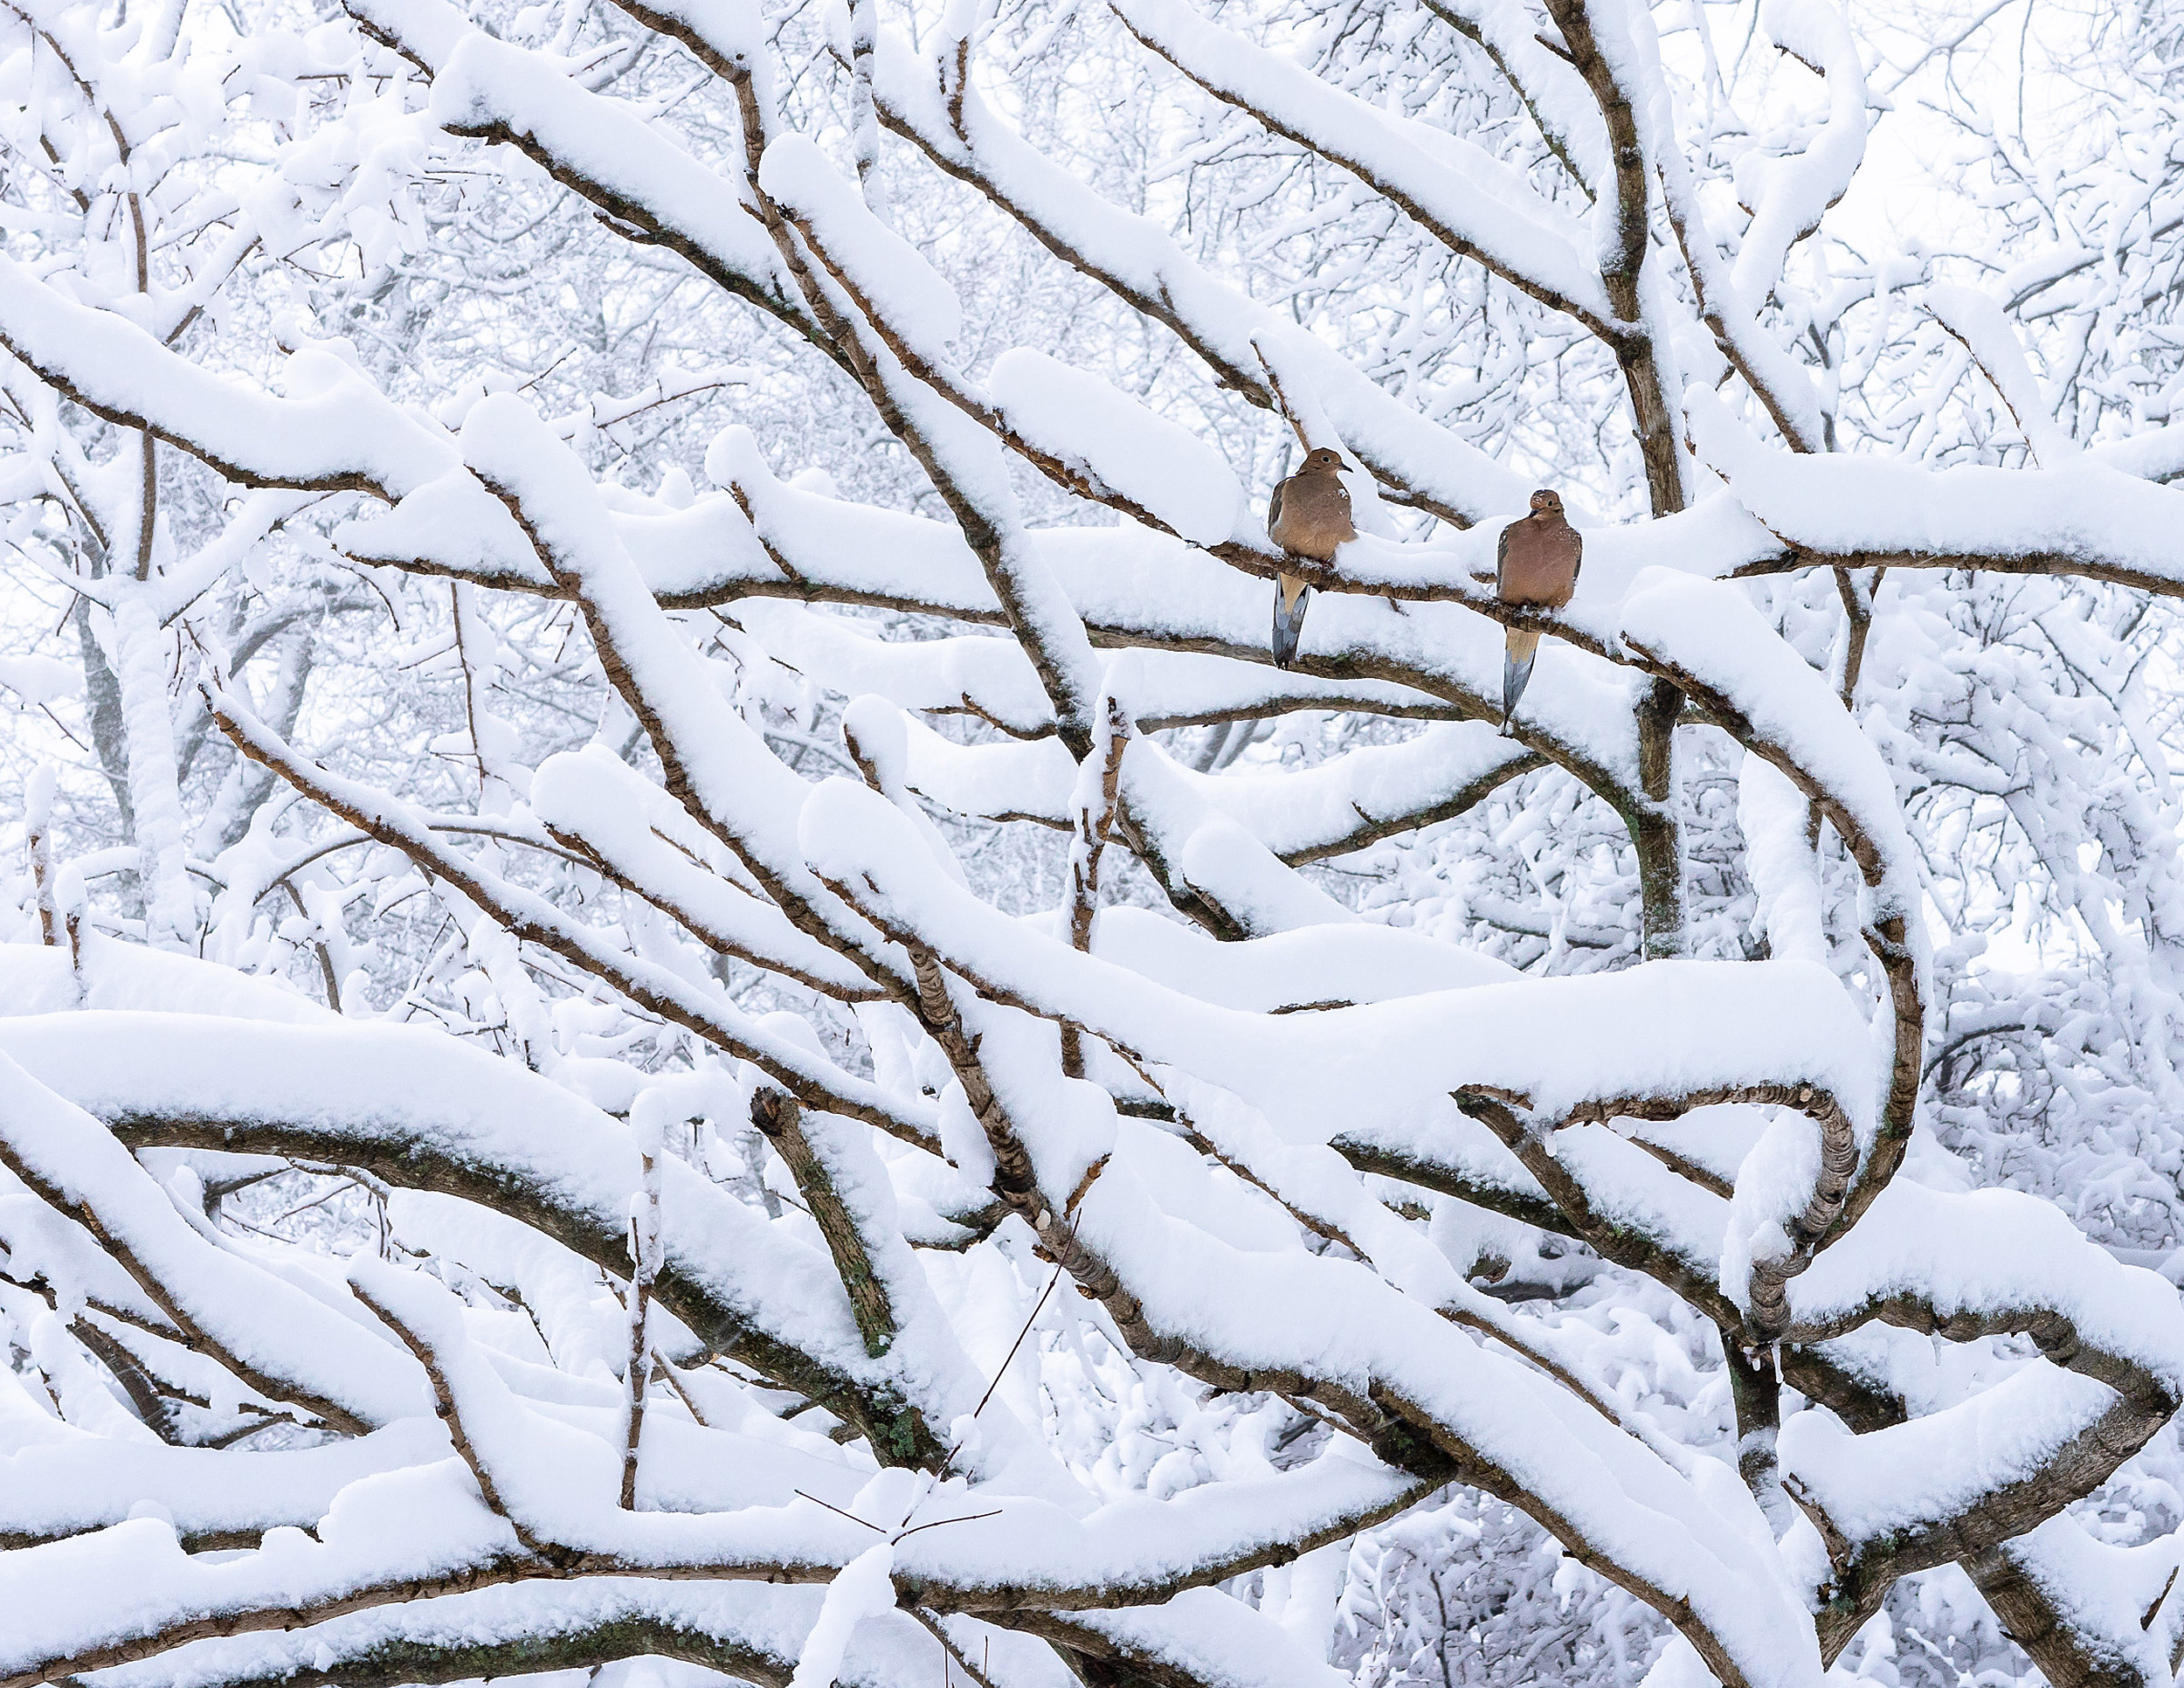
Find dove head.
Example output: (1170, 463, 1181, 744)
(1303, 447, 1346, 473)
(1529, 488, 1564, 515)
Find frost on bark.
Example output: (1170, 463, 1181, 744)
(6, 2, 2184, 1687)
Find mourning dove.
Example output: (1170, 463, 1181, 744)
(1496, 488, 1581, 733)
(1265, 446, 1355, 669)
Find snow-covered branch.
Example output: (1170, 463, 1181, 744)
(7, 0, 2184, 1682)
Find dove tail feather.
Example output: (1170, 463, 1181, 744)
(1503, 628, 1538, 733)
(1272, 581, 1310, 669)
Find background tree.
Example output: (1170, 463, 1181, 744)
(5, 0, 2184, 1686)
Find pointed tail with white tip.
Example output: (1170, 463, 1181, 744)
(1272, 575, 1310, 669)
(1501, 627, 1539, 734)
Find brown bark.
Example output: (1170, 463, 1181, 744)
(750, 1088, 898, 1361)
(1543, 0, 1686, 519)
(1964, 1542, 2170, 1688)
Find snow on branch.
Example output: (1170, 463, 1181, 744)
(793, 937, 1827, 1688)
(0, 256, 455, 499)
(0, 1051, 427, 1434)
(1616, 568, 1926, 1205)
(204, 681, 935, 1151)
(1690, 388, 2184, 593)
(1105, 0, 1613, 334)
(0, 1010, 923, 1414)
(13, 0, 2184, 1679)
(801, 778, 1878, 1143)
(894, 713, 1542, 868)
(863, 22, 1534, 523)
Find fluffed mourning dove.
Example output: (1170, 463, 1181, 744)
(1496, 488, 1581, 733)
(1265, 446, 1355, 669)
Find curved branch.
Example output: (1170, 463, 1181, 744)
(1454, 1090, 1740, 1329)
(1105, 0, 1614, 336)
(1539, 0, 1685, 515)
(205, 685, 936, 1152)
(800, 855, 1825, 1688)
(1789, 1388, 2168, 1650)
(1617, 633, 1923, 1235)
(1552, 1081, 1858, 1339)
(28, 1038, 931, 1460)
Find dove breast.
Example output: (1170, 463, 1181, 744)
(1268, 470, 1356, 562)
(1498, 515, 1580, 608)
